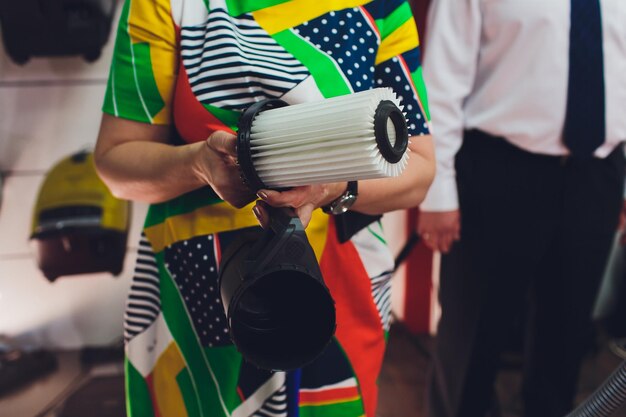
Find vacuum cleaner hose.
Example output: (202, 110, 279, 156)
(566, 359, 626, 417)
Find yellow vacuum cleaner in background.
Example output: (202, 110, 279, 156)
(30, 151, 130, 281)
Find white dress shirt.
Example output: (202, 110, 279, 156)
(420, 0, 626, 211)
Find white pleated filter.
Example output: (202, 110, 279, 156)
(248, 88, 410, 188)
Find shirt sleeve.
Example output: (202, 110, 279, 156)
(419, 0, 482, 211)
(102, 0, 178, 125)
(372, 0, 431, 138)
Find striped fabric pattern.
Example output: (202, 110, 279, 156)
(124, 234, 161, 342)
(351, 223, 395, 331)
(180, 8, 310, 110)
(299, 377, 360, 406)
(298, 338, 365, 416)
(253, 384, 288, 417)
(371, 270, 393, 331)
(299, 378, 363, 417)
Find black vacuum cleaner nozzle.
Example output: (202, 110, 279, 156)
(218, 207, 336, 371)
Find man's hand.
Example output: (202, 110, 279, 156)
(417, 210, 461, 253)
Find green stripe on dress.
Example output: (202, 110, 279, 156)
(158, 252, 231, 417)
(144, 187, 223, 229)
(202, 104, 241, 132)
(103, 0, 149, 122)
(299, 399, 365, 417)
(411, 66, 431, 121)
(272, 29, 351, 98)
(103, 63, 118, 117)
(126, 358, 156, 417)
(225, 0, 290, 16)
(367, 225, 387, 245)
(177, 368, 203, 417)
(133, 42, 166, 119)
(375, 2, 413, 40)
(321, 338, 367, 417)
(203, 346, 244, 409)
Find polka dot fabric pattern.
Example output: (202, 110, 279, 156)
(294, 8, 379, 92)
(376, 56, 430, 136)
(164, 234, 231, 348)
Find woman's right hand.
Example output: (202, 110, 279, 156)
(193, 130, 256, 208)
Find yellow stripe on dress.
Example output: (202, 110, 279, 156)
(253, 0, 374, 35)
(375, 18, 419, 65)
(144, 201, 260, 253)
(144, 201, 330, 261)
(128, 0, 177, 124)
(152, 342, 189, 417)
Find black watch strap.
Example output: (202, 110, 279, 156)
(345, 180, 358, 197)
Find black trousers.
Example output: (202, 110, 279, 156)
(427, 130, 625, 417)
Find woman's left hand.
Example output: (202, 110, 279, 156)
(252, 183, 346, 228)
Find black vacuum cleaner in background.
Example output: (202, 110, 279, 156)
(0, 0, 117, 64)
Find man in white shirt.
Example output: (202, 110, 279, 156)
(419, 0, 626, 416)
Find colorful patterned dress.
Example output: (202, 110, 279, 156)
(102, 1, 430, 416)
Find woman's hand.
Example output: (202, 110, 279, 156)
(252, 183, 347, 228)
(95, 116, 258, 206)
(193, 130, 256, 208)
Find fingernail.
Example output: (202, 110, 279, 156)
(257, 191, 268, 200)
(252, 206, 261, 220)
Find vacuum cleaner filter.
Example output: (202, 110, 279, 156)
(237, 88, 409, 190)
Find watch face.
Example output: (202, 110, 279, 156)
(331, 194, 357, 215)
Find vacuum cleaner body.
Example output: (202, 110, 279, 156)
(0, 0, 116, 64)
(31, 151, 130, 281)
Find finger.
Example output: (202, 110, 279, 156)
(224, 153, 238, 166)
(428, 236, 441, 252)
(296, 203, 315, 228)
(420, 231, 432, 246)
(439, 234, 455, 254)
(257, 188, 307, 208)
(453, 224, 461, 240)
(253, 202, 270, 229)
(421, 232, 438, 252)
(207, 130, 237, 155)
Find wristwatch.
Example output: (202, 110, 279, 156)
(322, 181, 358, 215)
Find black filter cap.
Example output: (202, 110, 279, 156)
(237, 99, 289, 192)
(373, 100, 409, 164)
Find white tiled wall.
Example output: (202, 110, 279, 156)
(0, 5, 148, 349)
(0, 84, 109, 172)
(0, 255, 135, 348)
